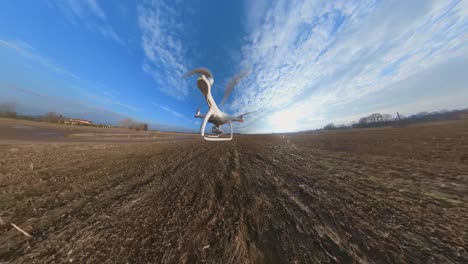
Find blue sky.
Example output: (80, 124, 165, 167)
(0, 0, 467, 132)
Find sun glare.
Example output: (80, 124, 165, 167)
(269, 110, 298, 132)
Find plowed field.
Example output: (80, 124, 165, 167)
(1, 119, 467, 263)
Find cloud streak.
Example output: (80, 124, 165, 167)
(233, 0, 468, 132)
(0, 39, 78, 79)
(152, 102, 190, 120)
(0, 39, 142, 115)
(152, 102, 183, 117)
(52, 0, 123, 44)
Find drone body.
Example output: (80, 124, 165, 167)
(187, 68, 251, 141)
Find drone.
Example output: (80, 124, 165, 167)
(185, 68, 254, 141)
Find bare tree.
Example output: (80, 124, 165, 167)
(120, 118, 149, 131)
(0, 102, 17, 117)
(382, 114, 393, 121)
(120, 118, 135, 128)
(357, 113, 393, 128)
(368, 113, 384, 123)
(40, 112, 62, 123)
(324, 123, 335, 130)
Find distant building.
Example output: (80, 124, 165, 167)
(63, 118, 93, 125)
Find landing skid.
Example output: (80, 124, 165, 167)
(200, 109, 233, 141)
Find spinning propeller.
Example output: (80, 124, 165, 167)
(220, 69, 249, 106)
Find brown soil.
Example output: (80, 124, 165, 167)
(0, 119, 467, 263)
(0, 118, 196, 143)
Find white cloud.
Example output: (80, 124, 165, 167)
(90, 90, 140, 112)
(52, 0, 123, 44)
(0, 39, 78, 79)
(0, 40, 141, 113)
(88, 23, 123, 45)
(85, 0, 107, 20)
(152, 102, 188, 120)
(235, 0, 468, 132)
(138, 0, 190, 100)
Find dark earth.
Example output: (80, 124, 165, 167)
(1, 118, 467, 263)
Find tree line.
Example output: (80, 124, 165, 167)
(119, 118, 149, 131)
(0, 102, 148, 131)
(323, 108, 468, 130)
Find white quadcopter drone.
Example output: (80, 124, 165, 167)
(185, 68, 254, 141)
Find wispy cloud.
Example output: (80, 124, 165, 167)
(0, 39, 78, 79)
(52, 0, 123, 44)
(97, 92, 141, 112)
(2, 83, 45, 98)
(152, 102, 187, 119)
(0, 39, 141, 113)
(85, 0, 107, 20)
(138, 0, 190, 100)
(88, 24, 123, 44)
(160, 106, 185, 118)
(234, 0, 468, 132)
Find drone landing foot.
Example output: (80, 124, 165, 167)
(203, 136, 232, 141)
(201, 122, 233, 141)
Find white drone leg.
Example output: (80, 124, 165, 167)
(200, 108, 214, 137)
(229, 122, 233, 138)
(203, 121, 233, 141)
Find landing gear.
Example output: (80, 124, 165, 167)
(198, 102, 233, 141)
(200, 118, 233, 141)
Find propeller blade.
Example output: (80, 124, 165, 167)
(184, 68, 213, 79)
(220, 69, 249, 106)
(195, 105, 201, 116)
(237, 111, 257, 122)
(240, 111, 257, 118)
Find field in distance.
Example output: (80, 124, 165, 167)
(0, 118, 467, 263)
(0, 117, 197, 143)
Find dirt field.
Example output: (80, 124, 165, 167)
(0, 118, 467, 263)
(0, 118, 197, 143)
